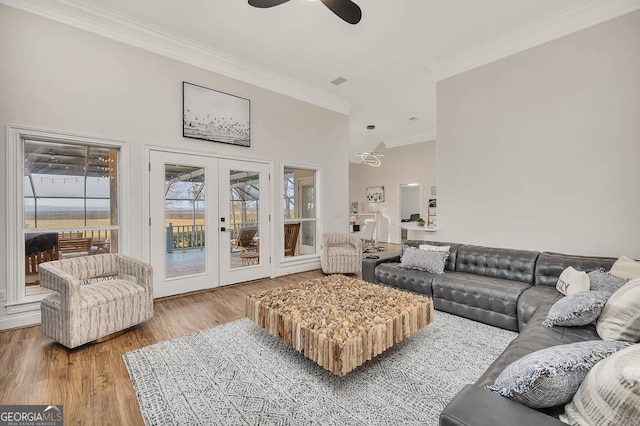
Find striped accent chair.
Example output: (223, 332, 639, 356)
(39, 254, 153, 349)
(321, 232, 362, 274)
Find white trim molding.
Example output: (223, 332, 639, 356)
(0, 0, 352, 115)
(429, 0, 640, 80)
(384, 132, 436, 149)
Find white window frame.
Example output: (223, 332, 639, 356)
(5, 125, 129, 313)
(280, 163, 321, 264)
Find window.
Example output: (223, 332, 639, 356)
(6, 126, 129, 311)
(23, 140, 120, 295)
(283, 166, 317, 257)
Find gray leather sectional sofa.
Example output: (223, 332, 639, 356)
(361, 240, 617, 425)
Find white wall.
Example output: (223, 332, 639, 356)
(435, 10, 640, 258)
(0, 6, 349, 329)
(349, 140, 436, 243)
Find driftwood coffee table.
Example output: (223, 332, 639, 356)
(246, 275, 434, 376)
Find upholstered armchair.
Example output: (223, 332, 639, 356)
(321, 233, 362, 274)
(39, 254, 153, 349)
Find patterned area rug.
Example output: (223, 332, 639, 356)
(123, 312, 516, 425)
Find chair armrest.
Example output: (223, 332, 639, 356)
(348, 234, 362, 252)
(362, 251, 401, 283)
(38, 262, 81, 310)
(114, 254, 153, 293)
(440, 385, 566, 426)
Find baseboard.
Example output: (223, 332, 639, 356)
(0, 310, 41, 331)
(275, 259, 321, 276)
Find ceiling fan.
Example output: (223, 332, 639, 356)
(248, 0, 362, 25)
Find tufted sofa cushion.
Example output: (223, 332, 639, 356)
(432, 272, 530, 331)
(375, 262, 438, 296)
(455, 245, 539, 285)
(534, 252, 616, 287)
(517, 286, 563, 331)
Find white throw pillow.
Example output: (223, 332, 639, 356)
(609, 256, 640, 280)
(562, 344, 640, 425)
(419, 244, 450, 252)
(556, 266, 590, 296)
(596, 278, 640, 342)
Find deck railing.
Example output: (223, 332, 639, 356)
(166, 224, 205, 253)
(165, 221, 258, 253)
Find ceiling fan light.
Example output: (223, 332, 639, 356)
(358, 151, 384, 167)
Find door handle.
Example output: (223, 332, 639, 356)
(220, 227, 230, 232)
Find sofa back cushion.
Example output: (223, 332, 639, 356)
(534, 252, 616, 287)
(403, 240, 461, 272)
(455, 245, 539, 284)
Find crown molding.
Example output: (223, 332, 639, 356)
(384, 132, 436, 148)
(430, 0, 640, 81)
(0, 0, 352, 114)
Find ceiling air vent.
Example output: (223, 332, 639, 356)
(330, 77, 348, 86)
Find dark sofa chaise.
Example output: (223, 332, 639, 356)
(362, 241, 617, 425)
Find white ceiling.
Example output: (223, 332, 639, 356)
(5, 0, 640, 162)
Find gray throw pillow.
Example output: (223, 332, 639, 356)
(562, 344, 640, 425)
(542, 291, 610, 327)
(399, 246, 448, 274)
(486, 340, 631, 409)
(587, 269, 627, 295)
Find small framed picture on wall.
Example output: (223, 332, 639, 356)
(366, 186, 385, 203)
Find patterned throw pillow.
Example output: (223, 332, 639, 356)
(587, 269, 627, 295)
(542, 291, 610, 327)
(556, 266, 590, 296)
(418, 244, 450, 252)
(399, 246, 448, 274)
(596, 278, 640, 342)
(486, 340, 631, 409)
(561, 344, 640, 425)
(609, 256, 640, 280)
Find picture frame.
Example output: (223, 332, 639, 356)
(366, 186, 384, 203)
(183, 82, 251, 147)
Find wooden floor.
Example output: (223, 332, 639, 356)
(0, 269, 327, 426)
(1, 243, 401, 425)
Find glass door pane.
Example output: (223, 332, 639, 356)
(229, 169, 261, 270)
(164, 165, 206, 278)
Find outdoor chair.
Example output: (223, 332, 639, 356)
(321, 232, 362, 274)
(90, 235, 111, 254)
(232, 228, 258, 253)
(39, 254, 153, 349)
(57, 237, 92, 258)
(284, 223, 301, 257)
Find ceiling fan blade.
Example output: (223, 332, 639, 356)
(248, 0, 290, 8)
(320, 0, 362, 24)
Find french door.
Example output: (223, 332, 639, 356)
(218, 159, 270, 285)
(149, 151, 270, 298)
